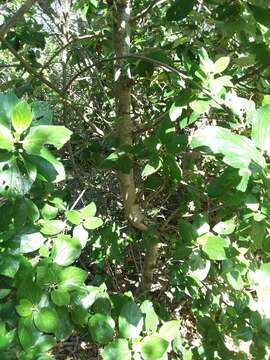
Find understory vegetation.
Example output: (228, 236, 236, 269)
(2, 0, 270, 359)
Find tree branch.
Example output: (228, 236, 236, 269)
(131, 0, 167, 22)
(2, 39, 102, 135)
(0, 0, 38, 40)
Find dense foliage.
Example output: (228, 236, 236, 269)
(2, 0, 270, 359)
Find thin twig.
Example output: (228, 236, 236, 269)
(131, 0, 167, 22)
(0, 0, 38, 40)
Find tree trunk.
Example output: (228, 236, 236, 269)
(112, 0, 146, 232)
(112, 0, 159, 291)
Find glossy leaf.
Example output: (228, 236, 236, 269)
(0, 124, 13, 151)
(102, 339, 131, 360)
(81, 202, 96, 218)
(214, 57, 230, 74)
(58, 266, 88, 290)
(140, 336, 169, 360)
(83, 217, 103, 230)
(159, 320, 180, 341)
(34, 307, 59, 333)
(16, 299, 33, 317)
(51, 289, 70, 306)
(88, 313, 115, 344)
(53, 235, 81, 266)
(14, 229, 45, 253)
(23, 125, 72, 155)
(119, 300, 143, 339)
(191, 126, 266, 191)
(201, 235, 228, 261)
(252, 104, 270, 154)
(0, 92, 19, 127)
(11, 100, 32, 134)
(18, 317, 41, 350)
(40, 220, 65, 236)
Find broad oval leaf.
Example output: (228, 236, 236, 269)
(214, 57, 230, 74)
(252, 104, 270, 154)
(83, 217, 103, 230)
(23, 125, 72, 155)
(13, 229, 45, 254)
(119, 300, 143, 339)
(16, 299, 33, 317)
(18, 317, 41, 350)
(11, 100, 32, 134)
(140, 336, 169, 360)
(191, 126, 266, 191)
(51, 289, 70, 306)
(58, 266, 88, 290)
(0, 92, 19, 127)
(0, 124, 13, 151)
(40, 220, 65, 236)
(159, 320, 180, 341)
(201, 234, 228, 261)
(53, 235, 81, 266)
(102, 339, 131, 360)
(31, 101, 53, 126)
(34, 307, 59, 333)
(88, 313, 115, 344)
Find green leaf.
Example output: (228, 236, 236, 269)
(140, 336, 169, 360)
(159, 320, 180, 341)
(166, 0, 195, 21)
(119, 300, 143, 339)
(214, 57, 230, 74)
(248, 3, 270, 27)
(34, 334, 56, 353)
(88, 313, 115, 344)
(0, 253, 20, 278)
(0, 323, 15, 349)
(191, 126, 266, 191)
(190, 252, 211, 281)
(16, 299, 33, 317)
(252, 104, 270, 154)
(31, 101, 53, 126)
(40, 220, 65, 236)
(0, 124, 13, 151)
(58, 266, 87, 290)
(190, 100, 210, 114)
(11, 100, 32, 134)
(0, 160, 36, 197)
(145, 308, 159, 334)
(212, 220, 236, 235)
(66, 210, 82, 225)
(51, 289, 70, 306)
(41, 204, 58, 220)
(225, 269, 244, 291)
(169, 102, 182, 122)
(54, 307, 72, 340)
(53, 235, 81, 266)
(0, 92, 19, 127)
(142, 158, 162, 178)
(163, 154, 182, 181)
(18, 317, 41, 350)
(14, 229, 45, 253)
(81, 202, 96, 218)
(73, 224, 89, 248)
(102, 339, 131, 360)
(83, 217, 103, 230)
(28, 147, 66, 183)
(71, 305, 90, 326)
(23, 125, 72, 155)
(34, 307, 59, 333)
(201, 234, 228, 261)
